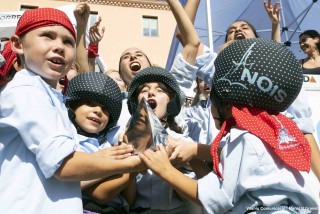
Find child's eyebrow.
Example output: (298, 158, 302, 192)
(143, 85, 151, 89)
(39, 28, 75, 40)
(38, 27, 57, 33)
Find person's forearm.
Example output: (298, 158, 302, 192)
(272, 23, 281, 42)
(176, 0, 200, 46)
(54, 152, 138, 181)
(76, 25, 90, 72)
(121, 172, 138, 206)
(194, 144, 212, 161)
(161, 165, 201, 206)
(81, 178, 104, 190)
(167, 0, 200, 65)
(82, 173, 130, 204)
(88, 58, 96, 72)
(190, 159, 211, 178)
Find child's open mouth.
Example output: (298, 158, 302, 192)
(147, 99, 157, 110)
(88, 117, 101, 125)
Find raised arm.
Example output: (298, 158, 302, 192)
(175, 0, 200, 45)
(88, 16, 105, 71)
(167, 0, 200, 65)
(74, 2, 90, 72)
(264, 0, 282, 42)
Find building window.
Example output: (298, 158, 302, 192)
(143, 16, 158, 37)
(20, 5, 38, 11)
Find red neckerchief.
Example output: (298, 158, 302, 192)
(210, 105, 311, 180)
(0, 43, 17, 87)
(61, 75, 69, 96)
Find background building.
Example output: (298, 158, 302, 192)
(0, 0, 177, 71)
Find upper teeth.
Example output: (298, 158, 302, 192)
(90, 118, 99, 123)
(52, 59, 62, 64)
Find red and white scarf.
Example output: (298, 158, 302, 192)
(210, 105, 311, 179)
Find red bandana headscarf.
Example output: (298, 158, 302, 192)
(0, 42, 17, 87)
(210, 105, 311, 179)
(15, 8, 76, 40)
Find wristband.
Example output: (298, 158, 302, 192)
(88, 43, 99, 58)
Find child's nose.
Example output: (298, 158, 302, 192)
(93, 106, 102, 115)
(148, 90, 155, 97)
(53, 40, 65, 54)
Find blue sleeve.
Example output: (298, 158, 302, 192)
(195, 45, 217, 85)
(170, 53, 198, 97)
(1, 86, 77, 178)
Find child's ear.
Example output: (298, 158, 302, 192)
(10, 35, 24, 55)
(12, 58, 22, 72)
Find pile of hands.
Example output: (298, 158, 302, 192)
(93, 134, 198, 177)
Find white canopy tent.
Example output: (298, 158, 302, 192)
(166, 0, 320, 144)
(167, 0, 320, 68)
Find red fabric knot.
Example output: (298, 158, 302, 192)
(0, 42, 17, 87)
(210, 105, 311, 180)
(88, 43, 99, 58)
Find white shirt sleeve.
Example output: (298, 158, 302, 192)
(195, 45, 217, 85)
(170, 52, 198, 97)
(1, 84, 77, 178)
(283, 88, 314, 134)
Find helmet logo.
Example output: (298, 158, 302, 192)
(217, 42, 287, 103)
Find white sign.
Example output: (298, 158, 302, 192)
(303, 74, 320, 145)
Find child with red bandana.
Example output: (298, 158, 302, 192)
(139, 39, 319, 213)
(0, 8, 144, 213)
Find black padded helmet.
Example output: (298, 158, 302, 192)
(210, 38, 303, 112)
(127, 66, 183, 117)
(66, 72, 122, 135)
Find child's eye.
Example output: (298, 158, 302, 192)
(64, 39, 75, 47)
(141, 89, 149, 93)
(42, 33, 54, 39)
